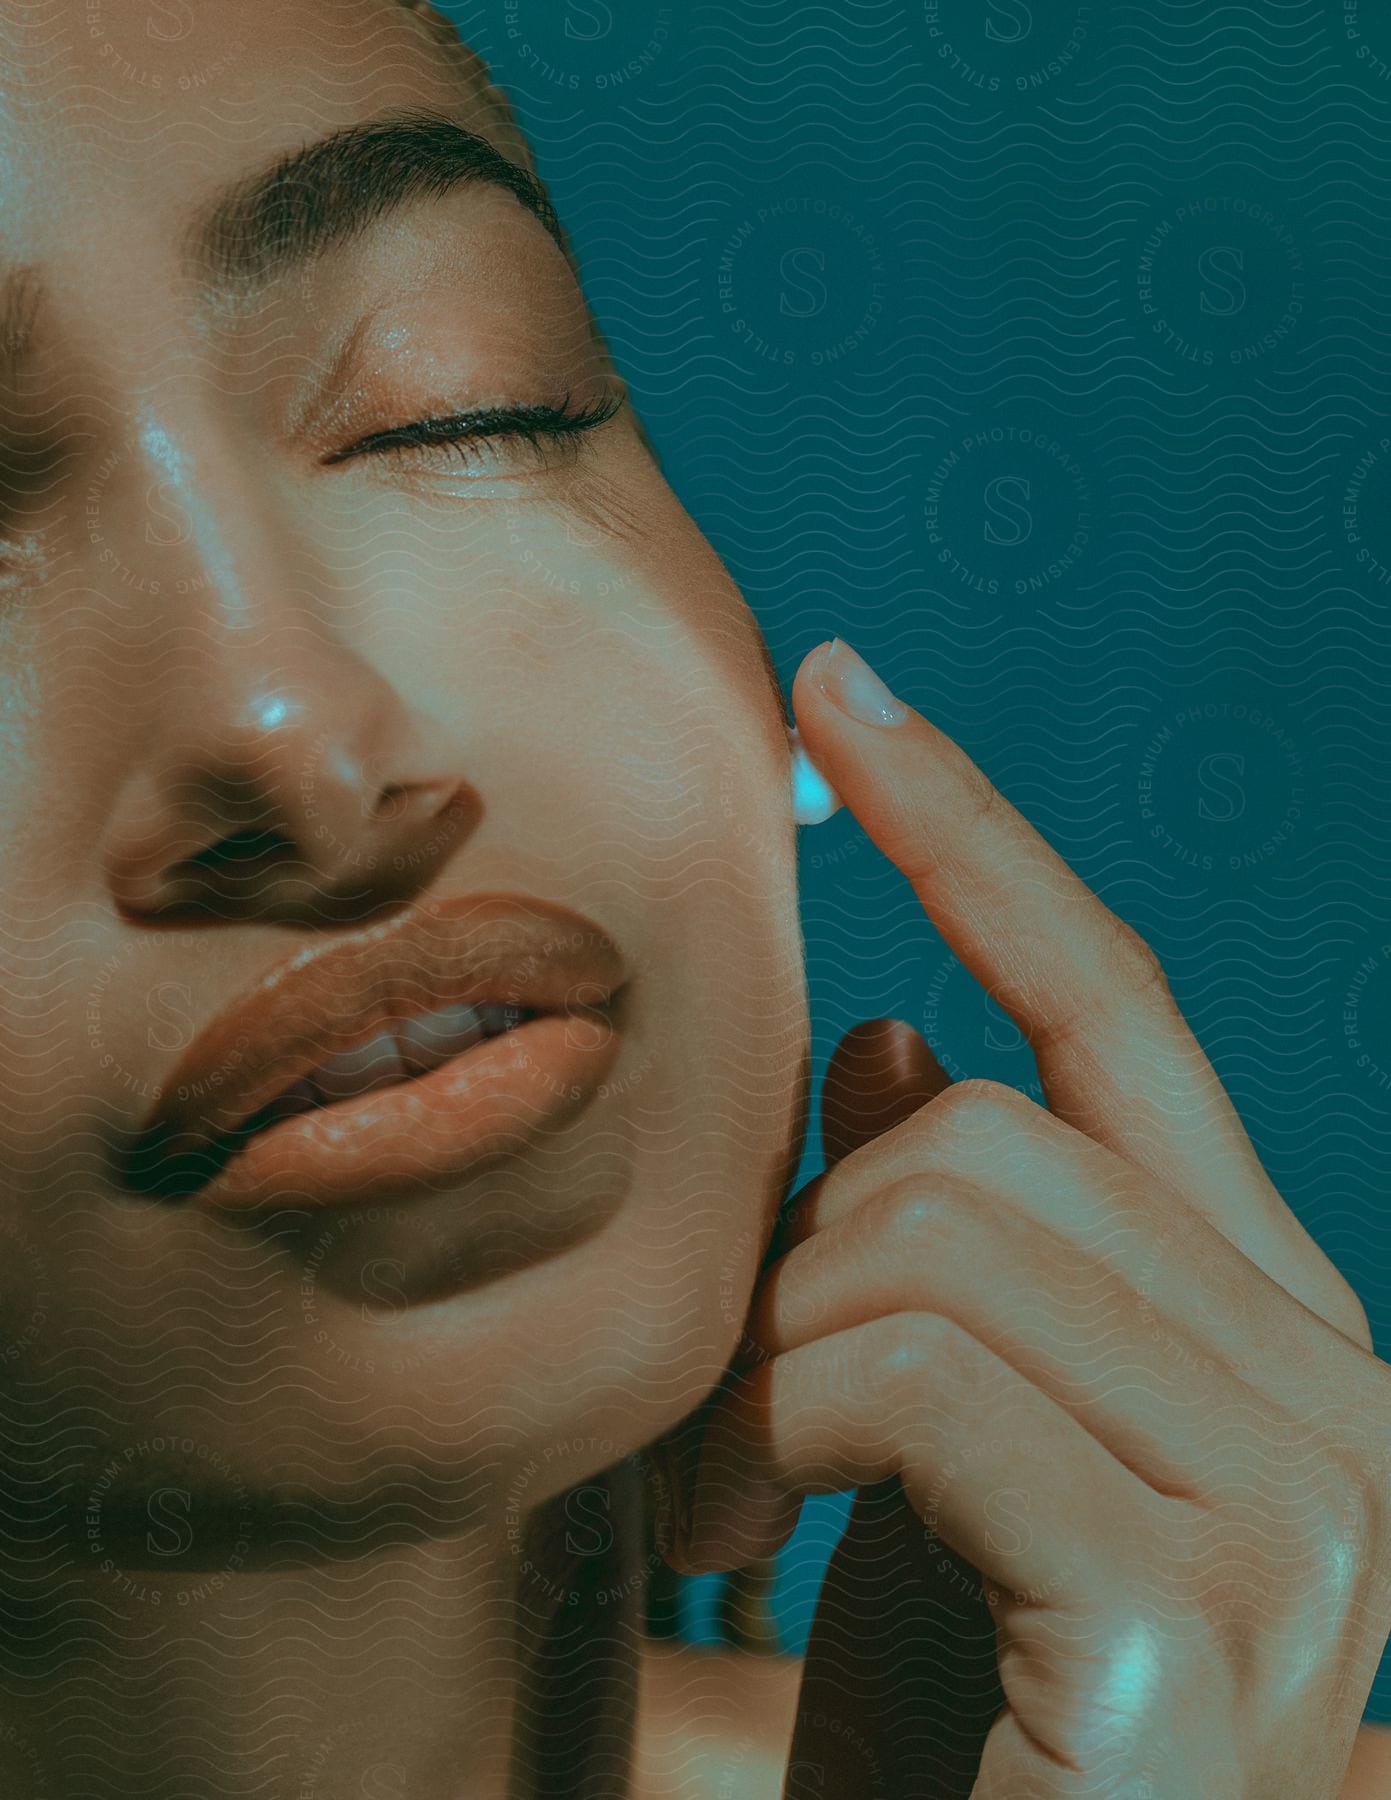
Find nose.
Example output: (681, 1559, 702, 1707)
(107, 651, 475, 923)
(104, 630, 477, 926)
(97, 475, 482, 928)
(94, 403, 478, 921)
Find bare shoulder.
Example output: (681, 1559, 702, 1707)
(634, 1638, 802, 1800)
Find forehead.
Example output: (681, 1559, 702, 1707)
(0, 0, 521, 256)
(0, 0, 569, 393)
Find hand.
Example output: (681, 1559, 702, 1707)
(669, 639, 1391, 1798)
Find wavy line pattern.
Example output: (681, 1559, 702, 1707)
(448, 0, 1391, 1731)
(0, 1, 1385, 1791)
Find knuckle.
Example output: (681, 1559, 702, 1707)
(1320, 1449, 1384, 1578)
(858, 1312, 979, 1403)
(958, 761, 1004, 831)
(932, 1077, 1033, 1139)
(890, 762, 1003, 884)
(1106, 920, 1172, 1009)
(1035, 921, 1176, 1054)
(873, 1179, 958, 1254)
(1267, 1474, 1373, 1627)
(1202, 1440, 1375, 1631)
(1326, 1275, 1374, 1353)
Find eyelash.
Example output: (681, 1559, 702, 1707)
(324, 390, 625, 472)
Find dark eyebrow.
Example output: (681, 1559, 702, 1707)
(184, 108, 564, 298)
(0, 115, 563, 376)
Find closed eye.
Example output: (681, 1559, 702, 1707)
(322, 390, 626, 472)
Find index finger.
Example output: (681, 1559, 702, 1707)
(791, 638, 1286, 1250)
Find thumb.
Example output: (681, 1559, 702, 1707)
(796, 1029, 993, 1795)
(820, 1016, 952, 1166)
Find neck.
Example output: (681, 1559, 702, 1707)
(0, 1475, 645, 1800)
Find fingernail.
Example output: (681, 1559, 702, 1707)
(812, 639, 909, 728)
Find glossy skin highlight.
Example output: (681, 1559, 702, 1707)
(0, 8, 1389, 1800)
(0, 4, 805, 1794)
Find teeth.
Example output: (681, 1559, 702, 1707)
(254, 1004, 541, 1131)
(310, 1027, 408, 1105)
(397, 1004, 489, 1078)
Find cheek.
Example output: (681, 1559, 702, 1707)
(516, 1150, 792, 1468)
(488, 642, 805, 1441)
(620, 787, 806, 1387)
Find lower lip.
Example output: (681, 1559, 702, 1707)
(194, 1012, 622, 1210)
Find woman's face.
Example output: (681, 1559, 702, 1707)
(0, 0, 808, 1525)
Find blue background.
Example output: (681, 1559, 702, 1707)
(442, 0, 1391, 1722)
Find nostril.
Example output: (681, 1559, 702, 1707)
(179, 828, 299, 877)
(137, 829, 306, 919)
(370, 784, 412, 824)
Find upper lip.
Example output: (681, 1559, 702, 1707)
(119, 893, 627, 1197)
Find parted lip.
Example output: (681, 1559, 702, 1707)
(119, 894, 627, 1198)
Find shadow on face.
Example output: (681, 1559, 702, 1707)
(0, 0, 809, 1547)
